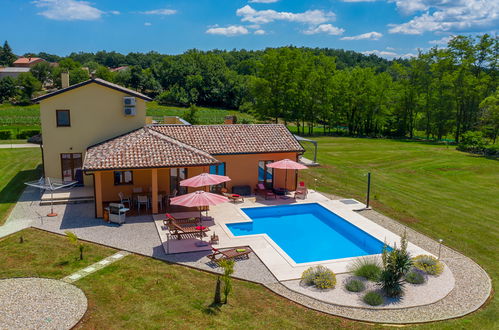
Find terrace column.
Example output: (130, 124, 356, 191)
(94, 172, 103, 218)
(152, 168, 158, 214)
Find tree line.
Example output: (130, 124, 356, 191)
(0, 35, 497, 142)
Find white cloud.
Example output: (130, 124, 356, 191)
(144, 22, 152, 26)
(341, 0, 379, 2)
(254, 29, 266, 35)
(428, 36, 452, 45)
(140, 8, 177, 15)
(386, 46, 396, 50)
(236, 5, 335, 25)
(303, 24, 344, 35)
(388, 0, 499, 34)
(341, 31, 383, 40)
(206, 25, 249, 36)
(362, 49, 417, 59)
(109, 10, 120, 15)
(249, 0, 280, 3)
(33, 0, 103, 21)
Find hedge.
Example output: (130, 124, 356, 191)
(0, 130, 12, 140)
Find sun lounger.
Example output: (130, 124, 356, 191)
(162, 213, 200, 226)
(207, 246, 253, 262)
(166, 218, 209, 240)
(294, 181, 308, 199)
(221, 188, 244, 203)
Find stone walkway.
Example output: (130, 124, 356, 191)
(0, 278, 87, 330)
(0, 143, 39, 149)
(62, 251, 130, 283)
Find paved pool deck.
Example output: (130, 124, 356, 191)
(1, 187, 492, 324)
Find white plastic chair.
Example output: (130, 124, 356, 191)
(137, 195, 148, 215)
(118, 192, 131, 208)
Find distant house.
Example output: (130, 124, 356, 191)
(32, 78, 304, 218)
(13, 57, 45, 68)
(110, 66, 129, 72)
(0, 67, 30, 79)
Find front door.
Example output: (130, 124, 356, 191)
(258, 160, 274, 189)
(170, 168, 188, 195)
(61, 153, 82, 183)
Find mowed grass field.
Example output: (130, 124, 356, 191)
(0, 148, 42, 225)
(301, 137, 498, 328)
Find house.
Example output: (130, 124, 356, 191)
(33, 78, 304, 218)
(0, 67, 30, 79)
(13, 57, 45, 68)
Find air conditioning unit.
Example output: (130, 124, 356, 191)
(123, 97, 136, 106)
(124, 106, 136, 116)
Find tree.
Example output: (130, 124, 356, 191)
(30, 61, 52, 86)
(0, 41, 17, 66)
(479, 90, 499, 143)
(65, 231, 85, 260)
(16, 72, 41, 101)
(0, 77, 16, 103)
(378, 232, 412, 298)
(218, 259, 235, 304)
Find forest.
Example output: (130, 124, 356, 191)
(0, 34, 497, 144)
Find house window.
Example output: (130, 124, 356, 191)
(209, 163, 226, 192)
(258, 161, 273, 189)
(56, 110, 70, 127)
(114, 171, 133, 185)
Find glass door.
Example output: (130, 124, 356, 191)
(258, 161, 273, 189)
(61, 153, 82, 183)
(170, 168, 188, 195)
(209, 163, 226, 192)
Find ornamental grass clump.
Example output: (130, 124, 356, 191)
(301, 265, 336, 289)
(412, 255, 444, 276)
(405, 269, 426, 284)
(348, 256, 382, 281)
(363, 291, 384, 306)
(345, 279, 365, 292)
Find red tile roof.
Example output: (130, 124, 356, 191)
(13, 57, 44, 64)
(83, 127, 219, 171)
(150, 124, 304, 155)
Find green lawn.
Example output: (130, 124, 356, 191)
(0, 228, 116, 279)
(0, 229, 364, 329)
(0, 148, 42, 225)
(301, 137, 498, 329)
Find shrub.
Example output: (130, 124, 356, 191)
(412, 255, 444, 276)
(0, 130, 12, 140)
(348, 256, 382, 281)
(363, 291, 384, 306)
(16, 129, 40, 139)
(301, 265, 336, 289)
(405, 269, 426, 284)
(345, 279, 365, 292)
(457, 131, 487, 154)
(484, 145, 499, 157)
(378, 232, 413, 298)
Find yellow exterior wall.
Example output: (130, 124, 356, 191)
(39, 83, 147, 186)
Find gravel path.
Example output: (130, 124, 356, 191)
(0, 278, 87, 330)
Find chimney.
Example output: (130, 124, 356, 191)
(224, 115, 237, 125)
(61, 72, 70, 89)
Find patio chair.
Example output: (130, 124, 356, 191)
(207, 246, 253, 263)
(118, 192, 132, 208)
(167, 218, 209, 240)
(294, 181, 308, 199)
(132, 187, 143, 194)
(221, 188, 244, 203)
(166, 189, 177, 207)
(255, 183, 276, 200)
(136, 195, 149, 215)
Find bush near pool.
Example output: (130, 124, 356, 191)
(301, 265, 337, 289)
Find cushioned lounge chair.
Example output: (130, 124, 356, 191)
(166, 218, 209, 240)
(254, 183, 276, 199)
(221, 188, 244, 203)
(294, 181, 308, 199)
(207, 246, 253, 262)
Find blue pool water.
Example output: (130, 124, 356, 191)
(226, 203, 388, 263)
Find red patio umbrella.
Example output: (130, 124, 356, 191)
(170, 191, 229, 244)
(266, 159, 308, 193)
(180, 173, 231, 188)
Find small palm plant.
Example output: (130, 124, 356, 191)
(218, 259, 235, 304)
(378, 231, 412, 298)
(65, 231, 84, 260)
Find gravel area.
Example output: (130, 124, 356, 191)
(0, 278, 87, 330)
(282, 263, 455, 309)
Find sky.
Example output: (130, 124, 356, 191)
(1, 0, 498, 59)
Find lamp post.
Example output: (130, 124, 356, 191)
(314, 178, 318, 192)
(438, 239, 443, 260)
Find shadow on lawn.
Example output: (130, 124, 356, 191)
(0, 165, 43, 205)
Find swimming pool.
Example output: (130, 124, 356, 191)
(226, 203, 388, 264)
